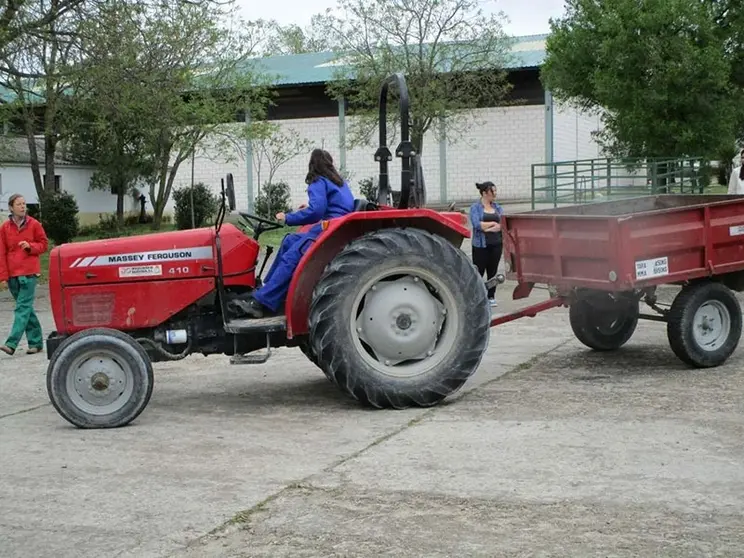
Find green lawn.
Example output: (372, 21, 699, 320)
(1, 222, 297, 291)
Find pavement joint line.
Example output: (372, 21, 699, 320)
(180, 335, 571, 552)
(0, 403, 49, 421)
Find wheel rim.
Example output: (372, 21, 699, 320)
(593, 309, 628, 335)
(350, 267, 459, 378)
(65, 349, 135, 415)
(692, 300, 731, 352)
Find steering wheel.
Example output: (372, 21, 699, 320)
(237, 212, 285, 240)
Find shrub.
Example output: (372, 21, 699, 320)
(173, 182, 219, 230)
(39, 190, 79, 245)
(255, 181, 291, 218)
(357, 176, 400, 206)
(358, 177, 377, 201)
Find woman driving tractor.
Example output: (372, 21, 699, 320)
(229, 148, 355, 319)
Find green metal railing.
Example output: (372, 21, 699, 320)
(531, 157, 709, 210)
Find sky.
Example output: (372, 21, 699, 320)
(234, 0, 568, 38)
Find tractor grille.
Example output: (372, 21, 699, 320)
(71, 293, 115, 326)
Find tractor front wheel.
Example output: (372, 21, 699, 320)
(46, 328, 154, 429)
(308, 227, 491, 409)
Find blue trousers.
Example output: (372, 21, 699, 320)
(253, 226, 321, 312)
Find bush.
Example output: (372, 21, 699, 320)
(255, 181, 291, 218)
(39, 190, 79, 245)
(357, 176, 400, 206)
(173, 182, 219, 230)
(358, 177, 377, 201)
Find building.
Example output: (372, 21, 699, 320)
(174, 33, 605, 210)
(0, 33, 605, 221)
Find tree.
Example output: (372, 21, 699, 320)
(137, 2, 273, 229)
(66, 1, 157, 225)
(252, 124, 314, 187)
(246, 19, 331, 56)
(0, 0, 87, 66)
(312, 0, 514, 154)
(0, 0, 87, 198)
(64, 0, 273, 229)
(541, 0, 743, 160)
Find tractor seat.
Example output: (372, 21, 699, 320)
(353, 198, 379, 212)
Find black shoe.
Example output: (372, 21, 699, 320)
(228, 297, 267, 319)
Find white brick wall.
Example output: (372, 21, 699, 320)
(169, 104, 548, 209)
(553, 102, 603, 162)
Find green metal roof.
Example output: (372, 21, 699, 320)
(249, 33, 547, 87)
(0, 33, 546, 102)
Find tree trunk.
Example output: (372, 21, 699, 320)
(113, 175, 126, 225)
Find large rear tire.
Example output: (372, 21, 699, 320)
(569, 292, 639, 351)
(46, 328, 154, 429)
(667, 282, 742, 368)
(308, 227, 491, 409)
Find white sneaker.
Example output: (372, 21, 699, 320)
(489, 298, 498, 307)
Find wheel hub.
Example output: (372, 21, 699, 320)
(356, 276, 445, 366)
(67, 354, 131, 414)
(692, 300, 731, 352)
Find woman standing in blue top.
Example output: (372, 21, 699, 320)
(469, 181, 504, 307)
(230, 148, 355, 319)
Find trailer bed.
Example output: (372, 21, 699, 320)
(502, 195, 744, 292)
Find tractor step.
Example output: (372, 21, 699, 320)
(229, 332, 274, 365)
(224, 315, 287, 334)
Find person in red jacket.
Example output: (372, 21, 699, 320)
(0, 193, 49, 356)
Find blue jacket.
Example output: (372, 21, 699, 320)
(469, 201, 504, 248)
(285, 177, 355, 227)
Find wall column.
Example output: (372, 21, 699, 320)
(438, 115, 447, 202)
(338, 96, 347, 173)
(244, 109, 253, 212)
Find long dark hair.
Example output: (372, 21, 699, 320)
(305, 148, 344, 187)
(740, 150, 744, 181)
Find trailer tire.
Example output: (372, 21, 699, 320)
(46, 328, 154, 429)
(569, 294, 639, 351)
(309, 227, 490, 409)
(667, 282, 742, 368)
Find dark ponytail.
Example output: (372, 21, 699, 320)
(476, 181, 495, 195)
(740, 152, 744, 181)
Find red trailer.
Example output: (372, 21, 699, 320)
(497, 194, 744, 368)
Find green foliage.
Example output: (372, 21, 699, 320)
(67, 0, 273, 229)
(358, 177, 377, 201)
(173, 183, 219, 230)
(255, 182, 291, 218)
(541, 0, 744, 159)
(39, 191, 79, 246)
(314, 0, 514, 153)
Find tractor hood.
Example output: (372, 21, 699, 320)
(55, 227, 217, 287)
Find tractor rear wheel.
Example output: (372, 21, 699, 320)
(308, 227, 490, 409)
(46, 328, 154, 429)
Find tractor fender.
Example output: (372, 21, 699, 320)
(284, 209, 470, 338)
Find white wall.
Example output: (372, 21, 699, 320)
(0, 163, 175, 221)
(553, 102, 603, 162)
(170, 104, 548, 210)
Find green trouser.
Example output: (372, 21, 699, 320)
(5, 275, 43, 351)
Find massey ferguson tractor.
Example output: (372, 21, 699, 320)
(44, 73, 494, 429)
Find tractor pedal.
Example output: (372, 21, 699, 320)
(224, 315, 286, 334)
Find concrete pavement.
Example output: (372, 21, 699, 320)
(1, 283, 744, 557)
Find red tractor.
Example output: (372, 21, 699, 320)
(44, 74, 494, 429)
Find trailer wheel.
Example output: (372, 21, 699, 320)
(569, 294, 639, 351)
(667, 282, 742, 368)
(309, 227, 490, 409)
(46, 328, 154, 429)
